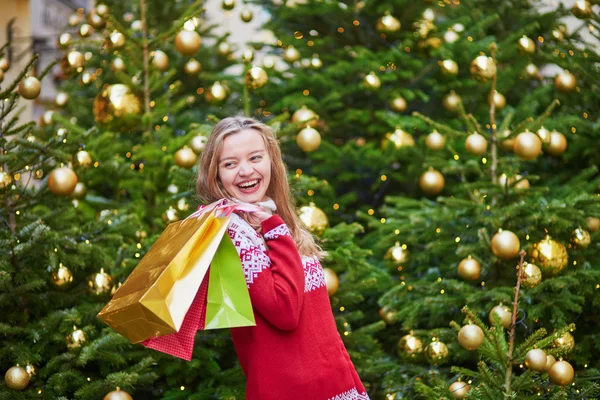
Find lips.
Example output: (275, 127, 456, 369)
(236, 179, 260, 193)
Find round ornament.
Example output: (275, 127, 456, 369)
(48, 167, 78, 196)
(397, 334, 423, 357)
(88, 269, 113, 295)
(310, 56, 322, 69)
(297, 126, 321, 152)
(425, 341, 448, 365)
(68, 14, 80, 26)
(521, 263, 542, 288)
(488, 90, 506, 110)
(88, 9, 106, 29)
(18, 76, 41, 99)
(96, 4, 109, 16)
(449, 381, 469, 399)
(75, 150, 92, 168)
(184, 59, 202, 75)
(0, 69, 4, 83)
(245, 66, 268, 89)
(111, 57, 125, 72)
(24, 364, 35, 377)
(205, 81, 228, 104)
(536, 126, 551, 148)
(555, 70, 577, 92)
(382, 128, 415, 150)
(513, 130, 542, 160)
(442, 91, 461, 112)
(283, 46, 301, 63)
(458, 324, 484, 350)
(152, 50, 169, 72)
(530, 236, 568, 275)
(552, 29, 564, 41)
(518, 36, 536, 53)
(66, 328, 87, 349)
(544, 355, 557, 372)
(291, 106, 318, 128)
(465, 132, 488, 156)
(363, 72, 380, 90)
(377, 14, 401, 33)
(458, 257, 481, 281)
(499, 174, 530, 189)
(379, 307, 396, 324)
(163, 206, 179, 223)
(57, 33, 72, 48)
(217, 42, 231, 57)
(93, 84, 142, 130)
(79, 23, 93, 37)
(241, 49, 254, 63)
(4, 366, 29, 390)
(572, 0, 593, 18)
(131, 20, 143, 31)
(525, 63, 540, 80)
(549, 360, 575, 386)
(489, 304, 512, 328)
(40, 110, 55, 126)
(190, 135, 207, 154)
(323, 268, 339, 296)
(419, 168, 445, 195)
(470, 55, 496, 80)
(240, 8, 253, 22)
(390, 97, 407, 112)
(444, 30, 460, 44)
(55, 91, 69, 107)
(546, 130, 567, 157)
(222, 0, 235, 10)
(553, 332, 575, 352)
(586, 217, 600, 232)
(298, 203, 328, 235)
(175, 147, 197, 169)
(525, 348, 547, 371)
(571, 227, 590, 249)
(440, 59, 458, 76)
(385, 242, 408, 265)
(104, 388, 133, 400)
(72, 182, 87, 199)
(0, 171, 13, 189)
(491, 230, 520, 259)
(501, 129, 515, 151)
(0, 57, 9, 71)
(175, 30, 201, 56)
(425, 130, 445, 151)
(50, 263, 73, 288)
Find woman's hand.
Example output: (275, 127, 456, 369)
(245, 208, 272, 226)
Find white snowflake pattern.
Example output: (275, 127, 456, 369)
(303, 256, 326, 293)
(263, 223, 291, 240)
(328, 388, 370, 400)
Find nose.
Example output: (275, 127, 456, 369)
(238, 161, 253, 176)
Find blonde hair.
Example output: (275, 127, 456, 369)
(196, 116, 322, 258)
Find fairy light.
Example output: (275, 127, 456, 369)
(333, 204, 339, 210)
(339, 306, 345, 311)
(135, 253, 140, 258)
(161, 146, 167, 152)
(482, 158, 487, 164)
(368, 209, 374, 215)
(337, 27, 344, 33)
(353, 20, 359, 26)
(163, 116, 169, 122)
(303, 90, 309, 96)
(307, 41, 314, 46)
(307, 190, 314, 196)
(454, 154, 459, 160)
(455, 237, 461, 243)
(394, 229, 400, 234)
(436, 228, 441, 233)
(381, 175, 387, 181)
(180, 386, 185, 391)
(380, 218, 386, 223)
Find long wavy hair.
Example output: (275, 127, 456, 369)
(196, 116, 321, 258)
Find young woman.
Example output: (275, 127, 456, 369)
(196, 116, 369, 400)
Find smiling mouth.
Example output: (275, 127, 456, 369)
(237, 179, 259, 189)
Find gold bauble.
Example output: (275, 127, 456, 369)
(80, 69, 98, 85)
(397, 334, 423, 356)
(530, 235, 568, 275)
(491, 230, 520, 259)
(458, 257, 481, 281)
(109, 31, 126, 48)
(442, 91, 461, 112)
(501, 129, 515, 151)
(0, 69, 4, 83)
(283, 46, 301, 63)
(525, 348, 547, 371)
(549, 360, 575, 386)
(390, 97, 407, 112)
(376, 14, 401, 33)
(184, 59, 202, 75)
(190, 135, 207, 154)
(310, 56, 322, 69)
(499, 174, 530, 189)
(79, 23, 93, 37)
(552, 29, 564, 41)
(291, 106, 318, 127)
(323, 268, 339, 296)
(75, 150, 93, 168)
(55, 91, 69, 107)
(572, 0, 593, 18)
(111, 57, 125, 72)
(425, 341, 448, 365)
(0, 171, 13, 189)
(24, 364, 36, 377)
(50, 263, 74, 288)
(419, 168, 445, 195)
(449, 381, 469, 399)
(88, 9, 106, 29)
(48, 167, 78, 196)
(58, 33, 72, 48)
(175, 147, 197, 169)
(517, 36, 536, 53)
(65, 50, 86, 72)
(175, 30, 201, 56)
(68, 14, 81, 26)
(4, 366, 29, 390)
(96, 4, 109, 17)
(72, 182, 87, 199)
(440, 59, 458, 76)
(205, 81, 228, 104)
(88, 269, 113, 295)
(93, 84, 142, 130)
(240, 7, 253, 22)
(0, 57, 9, 71)
(553, 332, 575, 352)
(536, 126, 552, 148)
(131, 20, 143, 31)
(544, 355, 557, 372)
(444, 30, 460, 44)
(465, 132, 488, 156)
(586, 217, 600, 232)
(571, 227, 591, 249)
(364, 72, 381, 90)
(385, 242, 408, 264)
(546, 130, 567, 156)
(521, 263, 542, 288)
(489, 304, 512, 328)
(18, 76, 41, 100)
(555, 70, 577, 92)
(379, 306, 396, 324)
(104, 388, 134, 400)
(458, 324, 484, 350)
(488, 90, 506, 110)
(152, 50, 169, 72)
(40, 110, 55, 126)
(222, 0, 236, 10)
(297, 126, 321, 152)
(66, 328, 87, 349)
(425, 130, 445, 151)
(513, 130, 542, 160)
(470, 55, 496, 80)
(162, 206, 180, 223)
(245, 66, 268, 89)
(525, 63, 540, 80)
(298, 203, 328, 235)
(382, 128, 415, 150)
(217, 42, 231, 56)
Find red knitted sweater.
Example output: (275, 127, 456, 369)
(227, 213, 369, 400)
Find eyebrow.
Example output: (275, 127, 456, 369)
(219, 149, 265, 163)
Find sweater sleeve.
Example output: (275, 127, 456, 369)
(227, 214, 305, 331)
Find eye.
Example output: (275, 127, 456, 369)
(222, 161, 236, 168)
(250, 155, 262, 161)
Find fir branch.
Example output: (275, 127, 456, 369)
(523, 99, 561, 132)
(514, 328, 548, 356)
(411, 112, 465, 137)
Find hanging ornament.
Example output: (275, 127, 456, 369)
(363, 72, 381, 90)
(442, 91, 461, 112)
(571, 227, 591, 249)
(470, 55, 496, 80)
(555, 70, 577, 92)
(205, 81, 228, 104)
(163, 206, 180, 223)
(488, 90, 506, 110)
(443, 30, 460, 44)
(449, 381, 469, 399)
(297, 126, 321, 152)
(111, 57, 126, 72)
(440, 59, 458, 76)
(536, 126, 552, 148)
(39, 110, 55, 127)
(242, 49, 254, 63)
(222, 0, 235, 10)
(525, 63, 541, 80)
(491, 230, 520, 259)
(96, 3, 109, 17)
(57, 32, 72, 48)
(424, 130, 445, 151)
(458, 256, 481, 281)
(48, 167, 78, 196)
(55, 91, 69, 107)
(190, 135, 207, 154)
(88, 268, 113, 295)
(465, 132, 488, 156)
(80, 69, 98, 86)
(66, 327, 87, 349)
(283, 46, 301, 63)
(517, 36, 536, 53)
(0, 57, 9, 71)
(50, 263, 74, 288)
(62, 50, 86, 74)
(217, 42, 231, 57)
(4, 366, 29, 390)
(151, 50, 169, 72)
(68, 13, 81, 26)
(245, 66, 268, 89)
(587, 217, 600, 232)
(93, 84, 142, 130)
(0, 171, 13, 189)
(175, 146, 197, 169)
(390, 97, 407, 112)
(323, 268, 339, 296)
(572, 0, 593, 18)
(240, 7, 253, 22)
(499, 174, 530, 189)
(397, 334, 423, 357)
(381, 128, 415, 150)
(419, 168, 445, 195)
(72, 182, 87, 199)
(513, 129, 542, 160)
(379, 306, 396, 324)
(521, 262, 542, 288)
(104, 388, 134, 400)
(525, 348, 547, 371)
(75, 150, 93, 168)
(458, 324, 484, 350)
(88, 9, 106, 29)
(376, 13, 401, 33)
(553, 331, 575, 352)
(414, 19, 435, 38)
(18, 76, 41, 100)
(298, 203, 328, 235)
(291, 106, 319, 128)
(544, 355, 557, 372)
(79, 23, 94, 37)
(530, 235, 568, 275)
(310, 56, 322, 69)
(175, 30, 201, 56)
(385, 242, 408, 264)
(552, 29, 564, 41)
(131, 20, 143, 31)
(425, 341, 449, 365)
(24, 364, 35, 378)
(499, 129, 514, 151)
(489, 304, 512, 328)
(0, 69, 4, 83)
(184, 59, 202, 75)
(549, 360, 575, 386)
(546, 130, 567, 156)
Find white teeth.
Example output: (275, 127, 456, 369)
(238, 180, 258, 188)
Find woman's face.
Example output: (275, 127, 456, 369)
(218, 129, 271, 204)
